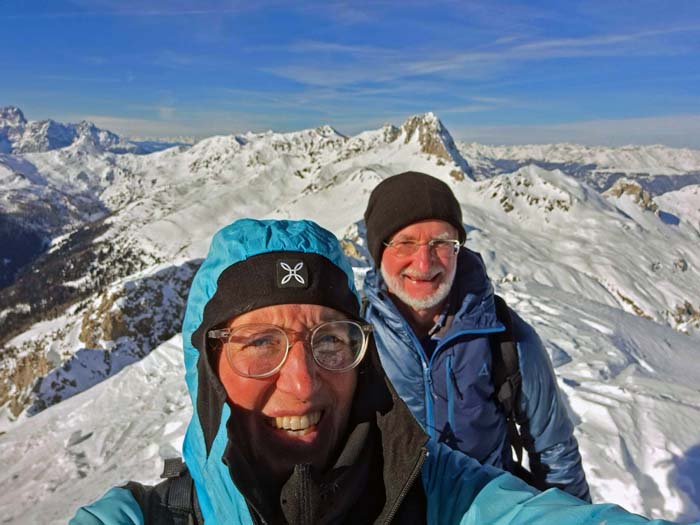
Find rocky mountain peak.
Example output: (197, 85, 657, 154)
(0, 106, 27, 130)
(604, 178, 659, 212)
(400, 112, 444, 147)
(0, 106, 136, 154)
(315, 124, 345, 138)
(399, 112, 472, 179)
(382, 124, 401, 143)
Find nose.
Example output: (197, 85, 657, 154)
(276, 339, 320, 400)
(413, 244, 434, 273)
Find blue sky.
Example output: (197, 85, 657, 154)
(3, 0, 700, 146)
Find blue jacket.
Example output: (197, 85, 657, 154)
(364, 248, 591, 500)
(71, 219, 689, 524)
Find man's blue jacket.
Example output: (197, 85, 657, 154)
(364, 247, 591, 500)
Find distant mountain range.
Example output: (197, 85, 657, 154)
(0, 106, 699, 523)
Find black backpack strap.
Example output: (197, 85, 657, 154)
(490, 295, 524, 465)
(124, 458, 201, 525)
(161, 458, 195, 520)
(361, 295, 370, 318)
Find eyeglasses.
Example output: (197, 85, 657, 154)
(208, 320, 373, 378)
(383, 238, 461, 258)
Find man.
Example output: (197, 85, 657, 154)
(70, 218, 686, 524)
(363, 171, 591, 500)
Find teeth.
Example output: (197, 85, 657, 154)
(273, 411, 321, 431)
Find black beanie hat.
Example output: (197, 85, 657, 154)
(364, 171, 466, 264)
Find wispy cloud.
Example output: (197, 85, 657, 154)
(440, 104, 498, 115)
(36, 73, 125, 84)
(453, 114, 700, 148)
(285, 40, 394, 57)
(2, 0, 264, 18)
(261, 24, 700, 88)
(157, 106, 176, 119)
(508, 25, 700, 57)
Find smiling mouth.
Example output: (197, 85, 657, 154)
(269, 411, 322, 436)
(403, 272, 440, 283)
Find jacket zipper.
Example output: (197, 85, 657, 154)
(446, 356, 455, 430)
(426, 326, 504, 434)
(383, 447, 427, 524)
(372, 294, 505, 439)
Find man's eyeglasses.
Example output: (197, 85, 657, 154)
(208, 320, 373, 378)
(383, 239, 461, 258)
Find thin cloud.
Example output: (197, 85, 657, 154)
(454, 114, 700, 148)
(261, 23, 700, 89)
(285, 40, 395, 57)
(511, 25, 700, 56)
(440, 104, 498, 115)
(36, 73, 124, 84)
(3, 0, 264, 18)
(157, 106, 176, 119)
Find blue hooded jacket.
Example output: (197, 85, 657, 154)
(71, 219, 692, 525)
(364, 247, 591, 500)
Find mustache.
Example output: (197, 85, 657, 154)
(401, 268, 442, 280)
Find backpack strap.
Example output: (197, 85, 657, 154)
(490, 295, 524, 465)
(361, 295, 370, 318)
(161, 458, 196, 521)
(124, 458, 201, 525)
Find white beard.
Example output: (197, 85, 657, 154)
(380, 261, 457, 311)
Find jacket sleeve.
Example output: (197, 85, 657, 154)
(512, 311, 592, 501)
(69, 487, 144, 525)
(423, 440, 696, 525)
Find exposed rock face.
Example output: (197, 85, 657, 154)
(0, 343, 49, 417)
(0, 216, 171, 416)
(604, 179, 659, 212)
(0, 105, 136, 154)
(37, 260, 198, 413)
(399, 113, 472, 178)
(402, 114, 453, 162)
(669, 301, 700, 333)
(0, 107, 27, 153)
(383, 124, 400, 143)
(616, 291, 653, 319)
(0, 106, 27, 135)
(480, 169, 573, 217)
(1, 259, 199, 417)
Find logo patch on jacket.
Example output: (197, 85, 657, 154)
(478, 362, 490, 377)
(277, 260, 308, 288)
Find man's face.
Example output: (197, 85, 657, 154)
(380, 219, 459, 311)
(217, 304, 358, 480)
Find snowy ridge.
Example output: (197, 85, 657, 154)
(0, 108, 699, 522)
(460, 142, 700, 176)
(0, 106, 139, 155)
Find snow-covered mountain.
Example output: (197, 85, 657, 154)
(1, 106, 132, 154)
(0, 108, 699, 524)
(459, 141, 700, 194)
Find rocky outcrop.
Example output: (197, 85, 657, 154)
(603, 179, 659, 212)
(668, 301, 700, 334)
(1, 259, 200, 417)
(399, 113, 472, 179)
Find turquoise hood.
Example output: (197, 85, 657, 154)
(180, 219, 360, 524)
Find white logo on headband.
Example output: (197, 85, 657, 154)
(277, 260, 308, 288)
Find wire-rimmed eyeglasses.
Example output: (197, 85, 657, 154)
(383, 238, 461, 258)
(208, 320, 373, 378)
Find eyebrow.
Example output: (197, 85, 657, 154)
(392, 231, 456, 242)
(232, 310, 349, 327)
